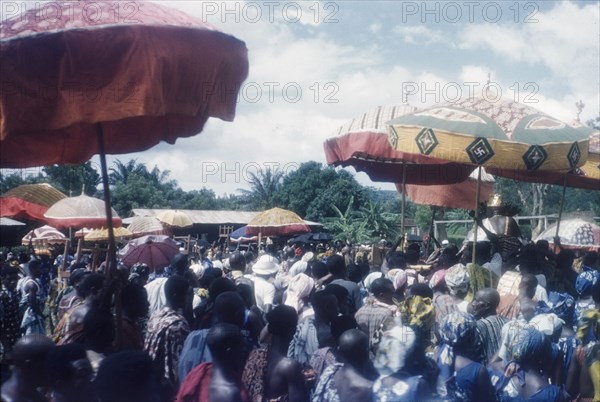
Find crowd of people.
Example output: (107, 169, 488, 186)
(0, 236, 599, 401)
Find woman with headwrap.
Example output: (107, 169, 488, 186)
(444, 264, 470, 313)
(283, 273, 315, 320)
(575, 270, 600, 323)
(496, 327, 569, 402)
(435, 311, 495, 401)
(372, 320, 431, 401)
(386, 269, 408, 302)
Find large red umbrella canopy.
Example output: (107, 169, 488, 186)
(1, 183, 66, 221)
(0, 0, 249, 167)
(44, 195, 122, 229)
(324, 105, 476, 185)
(398, 169, 496, 210)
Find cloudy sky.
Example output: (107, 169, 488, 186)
(94, 0, 599, 195)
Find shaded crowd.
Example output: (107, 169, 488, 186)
(1, 238, 599, 402)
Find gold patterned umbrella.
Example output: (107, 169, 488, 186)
(156, 210, 193, 228)
(247, 208, 310, 236)
(85, 227, 133, 242)
(388, 97, 589, 172)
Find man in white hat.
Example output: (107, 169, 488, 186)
(250, 255, 279, 314)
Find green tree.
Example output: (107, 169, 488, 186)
(275, 162, 368, 221)
(43, 162, 101, 196)
(0, 172, 44, 194)
(110, 172, 170, 217)
(355, 199, 400, 241)
(237, 168, 284, 210)
(109, 159, 146, 185)
(323, 197, 370, 243)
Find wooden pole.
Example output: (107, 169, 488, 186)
(472, 166, 482, 265)
(96, 123, 122, 349)
(554, 175, 568, 253)
(400, 162, 407, 250)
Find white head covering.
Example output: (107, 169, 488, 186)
(284, 273, 315, 313)
(374, 319, 417, 375)
(364, 271, 384, 291)
(289, 260, 308, 277)
(252, 255, 279, 276)
(445, 263, 470, 296)
(211, 260, 223, 270)
(190, 263, 205, 280)
(301, 252, 315, 262)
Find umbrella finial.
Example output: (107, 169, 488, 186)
(575, 100, 585, 123)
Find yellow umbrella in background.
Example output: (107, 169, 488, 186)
(156, 210, 194, 228)
(85, 227, 133, 242)
(247, 208, 310, 237)
(127, 216, 169, 237)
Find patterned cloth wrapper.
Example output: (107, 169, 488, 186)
(536, 291, 576, 324)
(398, 295, 434, 337)
(465, 263, 498, 302)
(576, 308, 600, 344)
(284, 273, 315, 313)
(497, 320, 532, 363)
(387, 269, 408, 291)
(576, 270, 600, 295)
(374, 319, 417, 375)
(529, 313, 563, 338)
(495, 327, 550, 396)
(436, 312, 477, 382)
(428, 269, 446, 289)
(507, 327, 547, 365)
(445, 264, 470, 296)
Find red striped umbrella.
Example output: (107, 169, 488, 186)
(1, 183, 66, 221)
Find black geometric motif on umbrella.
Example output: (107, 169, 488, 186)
(466, 137, 494, 165)
(522, 145, 548, 170)
(567, 142, 581, 169)
(415, 128, 438, 155)
(389, 126, 399, 149)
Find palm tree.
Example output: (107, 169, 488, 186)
(109, 159, 145, 185)
(238, 168, 284, 209)
(356, 200, 400, 241)
(324, 196, 370, 243)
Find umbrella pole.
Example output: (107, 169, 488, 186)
(400, 162, 407, 250)
(96, 123, 122, 349)
(472, 166, 482, 266)
(554, 175, 568, 253)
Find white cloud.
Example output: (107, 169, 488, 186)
(392, 25, 448, 45)
(82, 1, 599, 198)
(457, 1, 599, 121)
(369, 23, 382, 33)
